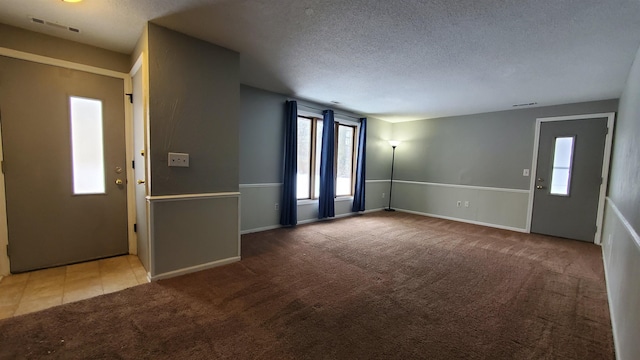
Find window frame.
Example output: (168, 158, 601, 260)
(334, 122, 357, 197)
(296, 114, 359, 201)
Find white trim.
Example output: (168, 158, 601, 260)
(241, 224, 282, 235)
(239, 183, 282, 188)
(124, 69, 136, 256)
(129, 54, 143, 77)
(393, 180, 530, 194)
(0, 47, 127, 80)
(365, 179, 391, 183)
(597, 116, 616, 244)
(237, 196, 242, 257)
(0, 122, 10, 276)
(149, 256, 241, 281)
(146, 192, 241, 202)
(148, 198, 156, 276)
(297, 211, 359, 225)
(396, 208, 528, 233)
(526, 112, 615, 244)
(601, 246, 622, 359)
(607, 198, 640, 251)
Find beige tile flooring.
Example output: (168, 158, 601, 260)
(0, 255, 148, 320)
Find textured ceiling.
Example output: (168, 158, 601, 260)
(1, 0, 639, 122)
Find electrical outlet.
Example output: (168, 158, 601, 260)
(464, 201, 470, 208)
(382, 192, 385, 198)
(168, 152, 189, 167)
(274, 203, 279, 211)
(456, 201, 462, 207)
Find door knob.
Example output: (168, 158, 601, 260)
(137, 179, 145, 185)
(536, 185, 545, 189)
(115, 179, 123, 185)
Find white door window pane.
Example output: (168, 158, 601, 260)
(336, 125, 354, 196)
(550, 136, 575, 196)
(70, 96, 105, 195)
(313, 121, 323, 198)
(296, 117, 312, 199)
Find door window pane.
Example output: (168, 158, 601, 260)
(296, 117, 312, 199)
(336, 125, 354, 196)
(313, 121, 323, 199)
(550, 136, 575, 196)
(70, 96, 105, 194)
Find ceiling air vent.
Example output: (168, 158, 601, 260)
(30, 16, 81, 33)
(512, 102, 538, 108)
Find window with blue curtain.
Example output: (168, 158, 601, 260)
(280, 101, 298, 226)
(318, 110, 336, 218)
(352, 118, 367, 212)
(293, 108, 365, 219)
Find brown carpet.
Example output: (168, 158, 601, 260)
(0, 212, 614, 359)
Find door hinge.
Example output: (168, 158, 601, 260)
(132, 160, 135, 169)
(6, 244, 9, 258)
(133, 223, 137, 233)
(125, 93, 133, 104)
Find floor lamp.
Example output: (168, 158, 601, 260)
(385, 140, 401, 211)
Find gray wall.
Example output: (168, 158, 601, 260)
(392, 100, 618, 189)
(146, 24, 240, 277)
(240, 86, 286, 184)
(151, 196, 239, 275)
(148, 23, 239, 196)
(388, 100, 618, 230)
(239, 85, 391, 232)
(0, 23, 130, 73)
(601, 44, 640, 360)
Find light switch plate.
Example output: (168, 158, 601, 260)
(168, 152, 189, 167)
(523, 169, 530, 176)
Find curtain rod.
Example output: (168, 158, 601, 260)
(289, 100, 363, 121)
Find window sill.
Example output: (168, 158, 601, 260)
(296, 196, 353, 205)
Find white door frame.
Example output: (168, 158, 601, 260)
(0, 47, 137, 275)
(525, 112, 616, 244)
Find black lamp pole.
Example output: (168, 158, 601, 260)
(385, 144, 397, 211)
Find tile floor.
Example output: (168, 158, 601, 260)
(0, 255, 148, 320)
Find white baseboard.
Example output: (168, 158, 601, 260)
(150, 256, 241, 281)
(395, 208, 528, 233)
(601, 246, 622, 360)
(241, 224, 282, 235)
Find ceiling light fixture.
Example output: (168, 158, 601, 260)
(62, 0, 83, 3)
